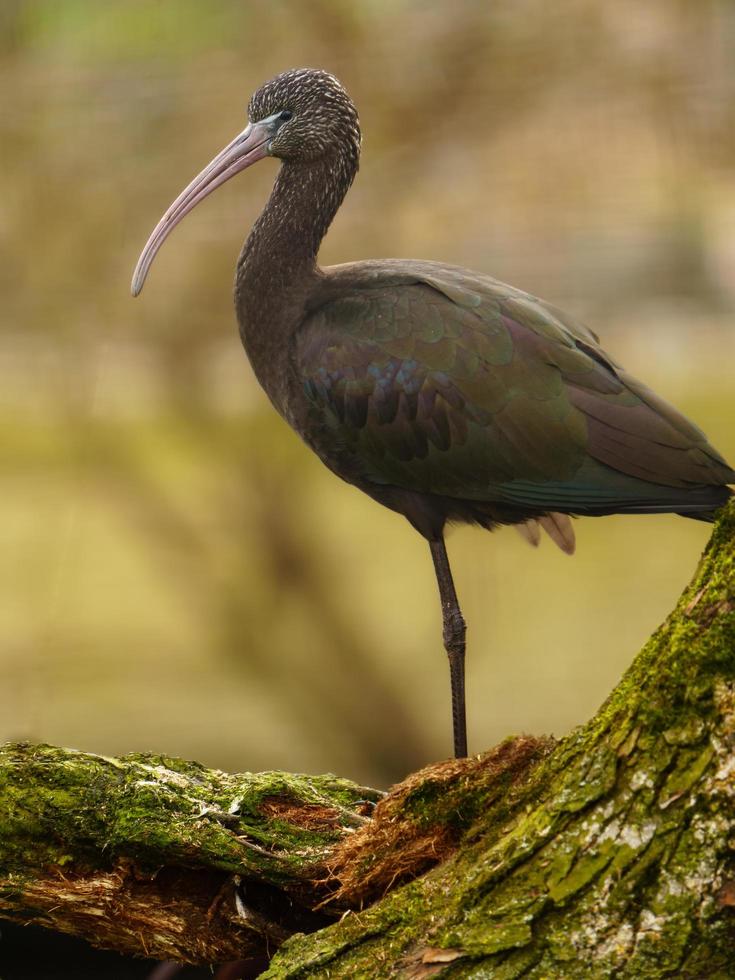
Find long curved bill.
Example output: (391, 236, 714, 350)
(131, 119, 272, 296)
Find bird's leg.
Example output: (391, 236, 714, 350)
(429, 537, 468, 758)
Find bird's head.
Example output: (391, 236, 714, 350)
(131, 68, 360, 296)
(249, 68, 360, 164)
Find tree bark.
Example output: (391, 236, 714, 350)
(1, 501, 734, 977)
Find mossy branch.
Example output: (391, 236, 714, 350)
(1, 501, 734, 976)
(0, 745, 381, 962)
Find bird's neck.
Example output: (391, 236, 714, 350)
(235, 151, 357, 349)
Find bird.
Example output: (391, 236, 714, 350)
(132, 68, 734, 760)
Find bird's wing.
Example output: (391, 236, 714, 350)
(296, 265, 733, 512)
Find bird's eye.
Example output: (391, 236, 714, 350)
(279, 110, 293, 122)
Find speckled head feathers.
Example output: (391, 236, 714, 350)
(248, 68, 361, 164)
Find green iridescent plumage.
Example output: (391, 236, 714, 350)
(297, 260, 732, 528)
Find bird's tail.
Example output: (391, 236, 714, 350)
(516, 512, 576, 555)
(516, 488, 732, 552)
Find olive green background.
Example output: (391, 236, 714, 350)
(2, 1, 734, 785)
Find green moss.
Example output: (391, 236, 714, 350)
(0, 743, 380, 884)
(657, 744, 715, 805)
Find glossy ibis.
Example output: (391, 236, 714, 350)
(132, 69, 734, 759)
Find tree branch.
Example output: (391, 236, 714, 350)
(0, 746, 380, 961)
(1, 501, 734, 976)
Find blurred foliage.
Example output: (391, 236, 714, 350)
(1, 0, 734, 785)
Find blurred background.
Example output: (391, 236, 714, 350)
(2, 0, 734, 789)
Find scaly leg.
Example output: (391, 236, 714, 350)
(429, 537, 468, 758)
